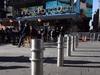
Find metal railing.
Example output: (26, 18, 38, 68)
(70, 32, 100, 41)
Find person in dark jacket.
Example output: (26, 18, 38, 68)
(18, 21, 30, 47)
(52, 28, 56, 42)
(60, 26, 65, 37)
(47, 26, 51, 42)
(31, 26, 37, 38)
(18, 21, 24, 35)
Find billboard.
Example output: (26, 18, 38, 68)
(46, 0, 93, 18)
(20, 6, 43, 17)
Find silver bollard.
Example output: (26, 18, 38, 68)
(57, 37, 64, 67)
(74, 36, 77, 48)
(30, 39, 45, 75)
(71, 36, 74, 51)
(77, 34, 79, 46)
(76, 35, 78, 47)
(66, 36, 71, 56)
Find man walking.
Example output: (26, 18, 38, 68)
(18, 20, 30, 47)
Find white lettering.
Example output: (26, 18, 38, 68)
(38, 7, 42, 14)
(57, 5, 62, 12)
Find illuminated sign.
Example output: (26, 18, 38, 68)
(58, 0, 93, 17)
(46, 0, 93, 18)
(15, 5, 73, 17)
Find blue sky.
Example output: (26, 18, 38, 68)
(89, 0, 99, 29)
(93, 0, 99, 15)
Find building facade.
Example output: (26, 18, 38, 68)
(0, 0, 93, 32)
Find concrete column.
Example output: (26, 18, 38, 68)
(30, 39, 45, 75)
(67, 36, 71, 56)
(71, 36, 74, 51)
(57, 37, 64, 67)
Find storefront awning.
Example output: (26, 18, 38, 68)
(0, 13, 77, 22)
(13, 13, 77, 21)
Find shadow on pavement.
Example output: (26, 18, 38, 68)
(44, 57, 57, 63)
(44, 57, 100, 68)
(64, 60, 100, 64)
(0, 66, 29, 70)
(63, 65, 100, 68)
(0, 56, 30, 62)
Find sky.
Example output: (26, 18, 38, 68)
(90, 0, 99, 29)
(93, 0, 99, 13)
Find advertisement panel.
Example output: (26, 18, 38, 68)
(46, 0, 93, 18)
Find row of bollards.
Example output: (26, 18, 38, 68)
(57, 35, 79, 67)
(29, 35, 79, 75)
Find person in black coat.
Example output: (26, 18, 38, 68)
(31, 26, 37, 38)
(18, 21, 24, 35)
(60, 26, 65, 37)
(18, 21, 30, 47)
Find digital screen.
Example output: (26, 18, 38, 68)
(46, 0, 93, 17)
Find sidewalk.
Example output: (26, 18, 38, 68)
(0, 41, 100, 75)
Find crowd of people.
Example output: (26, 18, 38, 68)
(0, 20, 65, 47)
(0, 25, 16, 43)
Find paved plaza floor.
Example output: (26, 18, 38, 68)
(0, 41, 100, 75)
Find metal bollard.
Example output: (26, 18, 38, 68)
(90, 33, 93, 42)
(71, 36, 74, 51)
(77, 34, 79, 46)
(66, 36, 71, 56)
(57, 37, 64, 67)
(30, 39, 45, 75)
(74, 36, 77, 48)
(76, 35, 78, 47)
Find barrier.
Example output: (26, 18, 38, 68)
(57, 37, 64, 67)
(71, 36, 74, 51)
(30, 39, 45, 75)
(74, 36, 77, 48)
(66, 36, 71, 56)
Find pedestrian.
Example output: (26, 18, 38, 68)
(0, 28, 5, 42)
(47, 26, 51, 42)
(18, 20, 30, 47)
(37, 28, 41, 39)
(56, 27, 59, 36)
(60, 26, 65, 37)
(52, 28, 56, 42)
(18, 20, 24, 35)
(30, 25, 37, 39)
